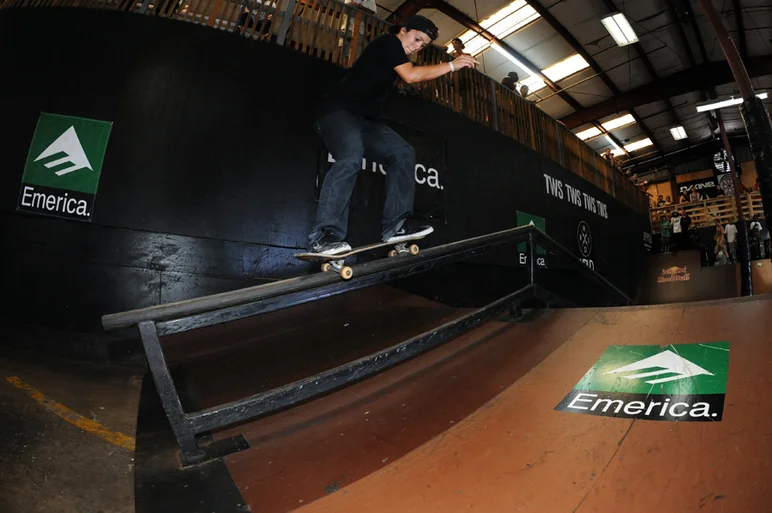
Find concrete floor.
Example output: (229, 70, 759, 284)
(0, 346, 141, 513)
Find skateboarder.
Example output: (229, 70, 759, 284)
(308, 15, 479, 255)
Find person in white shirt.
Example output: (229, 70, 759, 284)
(671, 210, 682, 250)
(724, 220, 738, 263)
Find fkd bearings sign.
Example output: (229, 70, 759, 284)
(577, 220, 594, 269)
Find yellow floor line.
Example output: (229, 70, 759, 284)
(6, 376, 135, 451)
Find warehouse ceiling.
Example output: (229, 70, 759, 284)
(373, 0, 772, 175)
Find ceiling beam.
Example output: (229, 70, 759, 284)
(626, 135, 747, 175)
(558, 55, 772, 129)
(527, 0, 661, 156)
(599, 0, 684, 153)
(732, 0, 747, 59)
(386, 0, 430, 24)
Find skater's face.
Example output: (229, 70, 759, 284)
(398, 28, 431, 55)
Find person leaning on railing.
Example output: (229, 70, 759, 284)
(307, 15, 479, 255)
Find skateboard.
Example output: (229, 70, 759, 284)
(294, 236, 425, 280)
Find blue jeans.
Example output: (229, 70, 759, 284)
(309, 110, 416, 244)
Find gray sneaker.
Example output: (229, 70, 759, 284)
(309, 231, 352, 255)
(384, 219, 434, 244)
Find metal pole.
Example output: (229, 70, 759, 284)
(528, 232, 535, 286)
(695, 0, 753, 99)
(696, 0, 772, 268)
(718, 116, 752, 296)
(490, 79, 499, 132)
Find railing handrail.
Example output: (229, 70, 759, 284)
(0, 0, 648, 213)
(648, 191, 764, 232)
(101, 224, 631, 331)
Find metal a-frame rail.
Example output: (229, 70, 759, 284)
(102, 226, 632, 465)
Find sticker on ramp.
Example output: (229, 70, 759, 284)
(554, 342, 729, 422)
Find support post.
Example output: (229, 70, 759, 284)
(718, 117, 752, 295)
(696, 0, 772, 264)
(490, 79, 498, 132)
(138, 321, 205, 464)
(528, 232, 535, 286)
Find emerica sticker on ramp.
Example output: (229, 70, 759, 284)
(555, 342, 729, 422)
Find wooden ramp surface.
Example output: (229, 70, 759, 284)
(284, 296, 772, 513)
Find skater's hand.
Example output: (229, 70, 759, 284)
(452, 55, 479, 70)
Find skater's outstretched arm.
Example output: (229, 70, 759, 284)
(394, 54, 479, 84)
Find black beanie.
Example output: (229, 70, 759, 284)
(389, 15, 439, 41)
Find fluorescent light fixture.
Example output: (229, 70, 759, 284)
(601, 113, 635, 131)
(610, 137, 653, 156)
(447, 1, 540, 57)
(518, 53, 590, 94)
(601, 12, 639, 47)
(670, 126, 688, 140)
(490, 43, 538, 77)
(696, 92, 769, 112)
(575, 113, 636, 141)
(576, 126, 602, 140)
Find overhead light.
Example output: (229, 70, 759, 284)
(575, 113, 636, 141)
(611, 137, 653, 156)
(670, 126, 688, 140)
(601, 113, 636, 131)
(519, 53, 590, 94)
(576, 127, 602, 140)
(447, 1, 540, 57)
(696, 92, 769, 112)
(490, 43, 538, 77)
(601, 12, 639, 47)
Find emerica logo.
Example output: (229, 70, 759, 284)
(17, 113, 112, 222)
(555, 343, 729, 422)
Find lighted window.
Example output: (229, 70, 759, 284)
(612, 138, 653, 156)
(601, 113, 635, 131)
(576, 113, 636, 141)
(576, 127, 602, 141)
(519, 53, 590, 94)
(446, 1, 540, 57)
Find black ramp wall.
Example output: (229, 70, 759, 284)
(0, 7, 649, 334)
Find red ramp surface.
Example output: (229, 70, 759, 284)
(288, 296, 772, 513)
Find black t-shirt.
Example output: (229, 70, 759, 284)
(320, 33, 409, 121)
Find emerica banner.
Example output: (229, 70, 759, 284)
(17, 113, 112, 222)
(555, 342, 730, 422)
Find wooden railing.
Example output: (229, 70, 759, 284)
(0, 0, 648, 214)
(649, 192, 764, 232)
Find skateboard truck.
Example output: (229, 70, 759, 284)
(320, 260, 354, 280)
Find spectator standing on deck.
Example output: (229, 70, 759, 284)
(450, 38, 469, 58)
(671, 210, 682, 250)
(725, 219, 738, 263)
(681, 210, 693, 249)
(660, 214, 672, 253)
(308, 15, 479, 255)
(714, 221, 727, 264)
(750, 214, 763, 259)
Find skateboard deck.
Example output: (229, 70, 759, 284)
(294, 235, 426, 280)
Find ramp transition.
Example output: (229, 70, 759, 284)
(135, 292, 772, 513)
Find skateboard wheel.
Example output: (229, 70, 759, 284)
(409, 244, 419, 255)
(388, 249, 398, 257)
(340, 266, 353, 280)
(321, 263, 331, 272)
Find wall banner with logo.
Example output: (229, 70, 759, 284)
(555, 342, 730, 422)
(678, 175, 718, 199)
(17, 113, 113, 222)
